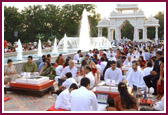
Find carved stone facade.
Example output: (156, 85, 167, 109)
(97, 4, 160, 42)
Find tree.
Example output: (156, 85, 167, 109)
(4, 4, 101, 43)
(155, 11, 164, 40)
(4, 6, 23, 43)
(147, 12, 164, 40)
(121, 21, 134, 40)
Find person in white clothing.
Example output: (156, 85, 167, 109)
(104, 61, 123, 83)
(107, 48, 116, 60)
(142, 61, 153, 77)
(73, 50, 82, 62)
(127, 50, 134, 58)
(84, 65, 95, 89)
(60, 60, 77, 79)
(95, 60, 103, 76)
(123, 56, 132, 66)
(126, 61, 146, 89)
(153, 96, 164, 111)
(70, 77, 98, 111)
(136, 51, 146, 60)
(62, 72, 78, 89)
(55, 83, 78, 110)
(88, 50, 94, 58)
(100, 57, 107, 72)
(55, 65, 64, 76)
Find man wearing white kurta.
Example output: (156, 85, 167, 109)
(126, 61, 146, 89)
(55, 60, 77, 82)
(104, 61, 123, 83)
(62, 72, 78, 89)
(70, 77, 98, 111)
(84, 66, 95, 89)
(60, 60, 77, 79)
(142, 62, 153, 77)
(55, 83, 78, 110)
(73, 50, 82, 62)
(100, 57, 107, 72)
(123, 56, 132, 66)
(107, 48, 116, 60)
(88, 50, 94, 58)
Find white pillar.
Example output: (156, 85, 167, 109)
(137, 29, 139, 41)
(143, 26, 147, 42)
(134, 27, 138, 41)
(108, 28, 111, 41)
(155, 26, 158, 43)
(98, 28, 102, 37)
(111, 30, 114, 40)
(115, 27, 121, 41)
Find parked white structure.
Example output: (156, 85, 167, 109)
(97, 4, 160, 42)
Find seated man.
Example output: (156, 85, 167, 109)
(70, 77, 98, 111)
(143, 51, 162, 95)
(62, 72, 78, 89)
(117, 56, 126, 68)
(104, 61, 123, 83)
(142, 61, 153, 77)
(55, 83, 78, 110)
(100, 57, 107, 72)
(73, 50, 82, 62)
(107, 48, 116, 61)
(83, 65, 95, 89)
(22, 56, 38, 73)
(126, 61, 146, 90)
(58, 60, 77, 80)
(123, 56, 132, 66)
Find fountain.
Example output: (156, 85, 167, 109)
(52, 38, 58, 55)
(37, 39, 42, 57)
(16, 39, 23, 60)
(4, 9, 112, 64)
(79, 9, 90, 50)
(57, 9, 112, 51)
(63, 34, 68, 52)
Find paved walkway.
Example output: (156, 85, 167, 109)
(4, 91, 56, 111)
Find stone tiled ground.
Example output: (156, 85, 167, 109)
(4, 91, 56, 111)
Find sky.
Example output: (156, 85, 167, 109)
(3, 2, 166, 18)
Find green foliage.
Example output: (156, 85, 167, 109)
(4, 6, 23, 43)
(121, 21, 134, 40)
(4, 4, 101, 43)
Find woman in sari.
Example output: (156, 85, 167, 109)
(55, 54, 65, 66)
(89, 61, 100, 84)
(4, 59, 20, 84)
(157, 57, 164, 100)
(39, 61, 56, 80)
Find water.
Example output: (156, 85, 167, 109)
(37, 39, 42, 57)
(16, 39, 23, 60)
(79, 9, 90, 50)
(4, 50, 77, 64)
(52, 38, 58, 55)
(63, 34, 68, 52)
(57, 9, 112, 51)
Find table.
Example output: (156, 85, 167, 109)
(122, 65, 131, 75)
(92, 81, 132, 98)
(92, 86, 119, 98)
(4, 80, 54, 97)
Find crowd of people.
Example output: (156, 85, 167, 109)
(4, 41, 164, 111)
(4, 40, 54, 53)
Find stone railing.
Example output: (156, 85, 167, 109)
(4, 51, 88, 74)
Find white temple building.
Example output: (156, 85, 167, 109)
(97, 4, 160, 42)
